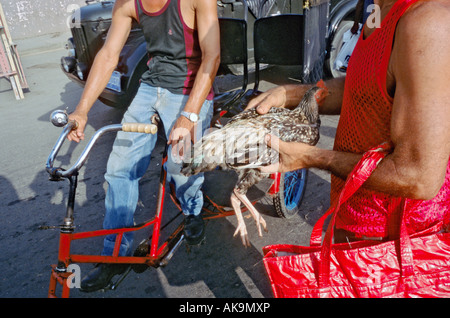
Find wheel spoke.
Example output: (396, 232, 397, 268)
(273, 169, 308, 218)
(284, 170, 305, 209)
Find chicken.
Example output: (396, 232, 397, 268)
(181, 82, 328, 246)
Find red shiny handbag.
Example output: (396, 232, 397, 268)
(263, 144, 450, 298)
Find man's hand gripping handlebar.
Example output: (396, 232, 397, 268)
(46, 110, 158, 180)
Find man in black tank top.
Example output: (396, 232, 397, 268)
(66, 0, 220, 292)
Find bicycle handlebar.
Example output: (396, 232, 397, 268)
(46, 111, 158, 179)
(122, 122, 158, 134)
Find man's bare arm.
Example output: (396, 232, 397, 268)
(375, 1, 450, 199)
(266, 1, 450, 200)
(182, 0, 220, 115)
(246, 77, 346, 115)
(68, 0, 134, 142)
(168, 0, 220, 147)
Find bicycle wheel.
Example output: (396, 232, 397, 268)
(273, 169, 308, 218)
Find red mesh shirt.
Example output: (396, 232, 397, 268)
(332, 0, 450, 238)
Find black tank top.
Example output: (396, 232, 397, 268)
(135, 0, 213, 99)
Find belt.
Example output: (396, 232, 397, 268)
(334, 228, 388, 244)
(334, 222, 448, 244)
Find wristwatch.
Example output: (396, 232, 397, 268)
(180, 111, 199, 123)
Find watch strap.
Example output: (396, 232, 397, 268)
(180, 111, 198, 122)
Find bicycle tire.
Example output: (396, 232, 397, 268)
(273, 169, 308, 218)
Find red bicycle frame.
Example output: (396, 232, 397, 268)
(45, 116, 281, 297)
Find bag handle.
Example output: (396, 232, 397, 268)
(309, 143, 418, 288)
(310, 143, 392, 247)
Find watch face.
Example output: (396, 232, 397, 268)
(190, 113, 199, 122)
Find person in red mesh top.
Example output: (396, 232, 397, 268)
(247, 0, 450, 242)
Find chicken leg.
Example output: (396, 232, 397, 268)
(230, 189, 268, 247)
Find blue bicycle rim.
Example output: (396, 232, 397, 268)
(284, 169, 307, 210)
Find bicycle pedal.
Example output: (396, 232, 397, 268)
(131, 264, 149, 274)
(132, 240, 150, 273)
(185, 237, 206, 253)
(159, 233, 185, 267)
(107, 266, 131, 291)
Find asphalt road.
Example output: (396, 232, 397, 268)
(0, 32, 338, 299)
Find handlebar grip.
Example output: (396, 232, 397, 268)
(122, 123, 158, 134)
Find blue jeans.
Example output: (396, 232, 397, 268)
(102, 83, 213, 256)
